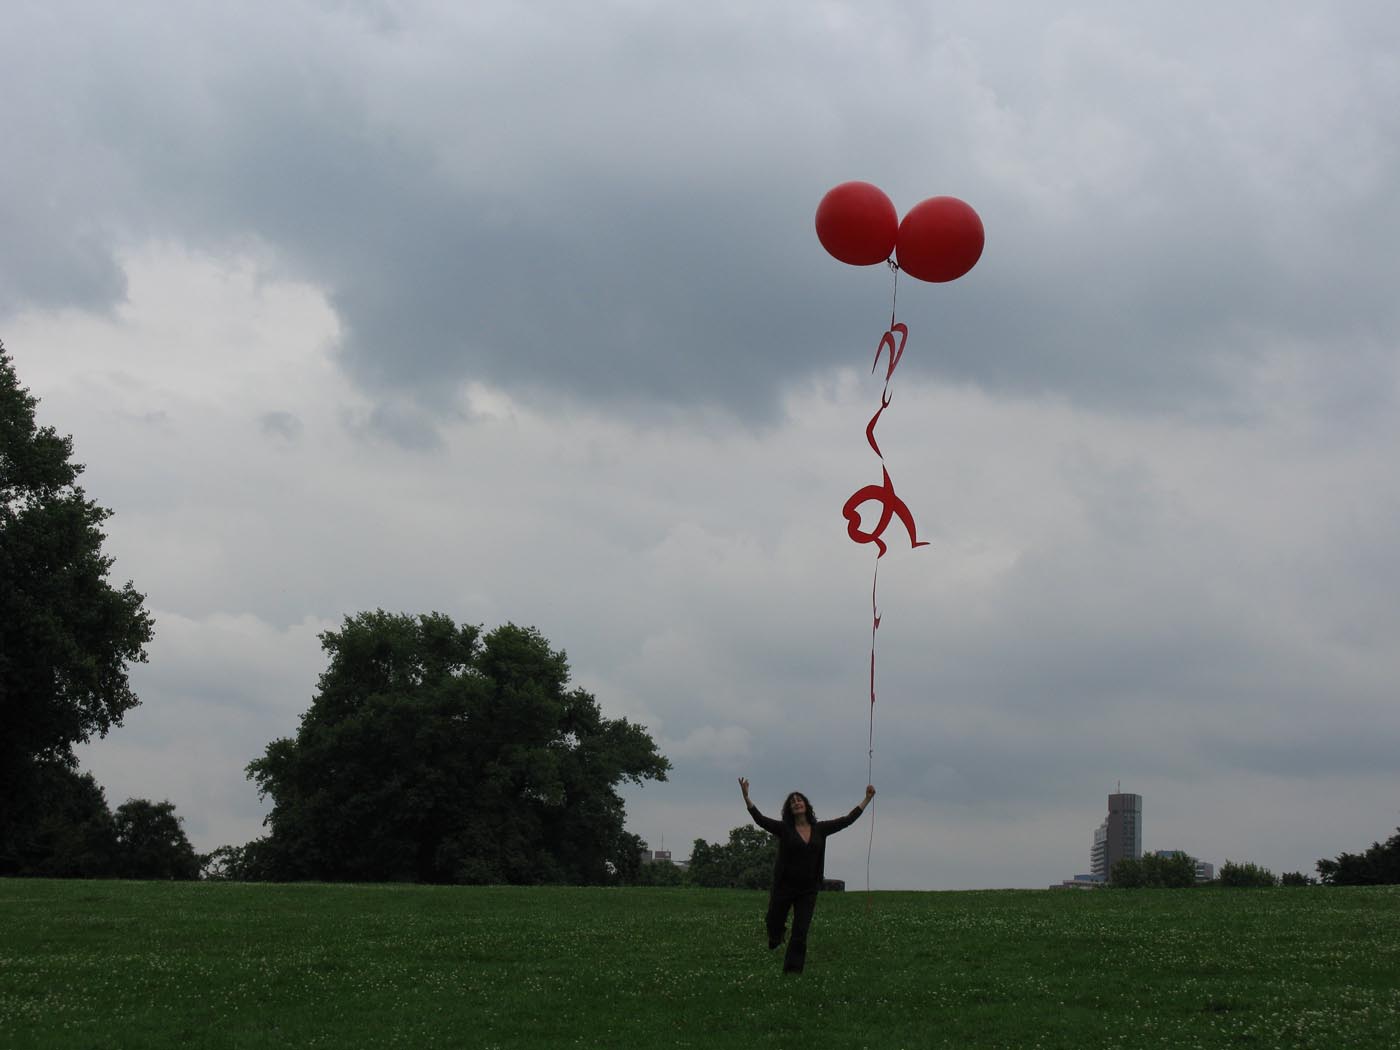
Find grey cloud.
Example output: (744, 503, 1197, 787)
(24, 277, 1398, 883)
(6, 2, 1399, 435)
(339, 399, 445, 451)
(259, 410, 303, 444)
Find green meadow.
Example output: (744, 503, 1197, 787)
(1, 879, 1396, 1049)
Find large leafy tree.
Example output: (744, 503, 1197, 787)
(247, 612, 670, 884)
(1, 342, 154, 873)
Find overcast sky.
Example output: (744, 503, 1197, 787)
(5, 1, 1399, 889)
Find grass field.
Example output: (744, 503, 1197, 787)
(1, 879, 1397, 1049)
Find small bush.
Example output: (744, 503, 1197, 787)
(633, 860, 687, 887)
(1218, 860, 1277, 888)
(1110, 852, 1198, 888)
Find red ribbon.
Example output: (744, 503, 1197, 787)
(842, 466, 929, 558)
(846, 286, 926, 902)
(844, 322, 926, 557)
(872, 322, 908, 381)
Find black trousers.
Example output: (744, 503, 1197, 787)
(766, 885, 818, 973)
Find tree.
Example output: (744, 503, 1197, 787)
(1108, 856, 1145, 888)
(687, 825, 777, 889)
(1218, 860, 1278, 887)
(1316, 828, 1400, 886)
(200, 844, 247, 881)
(1281, 871, 1317, 887)
(1, 341, 154, 873)
(609, 830, 648, 885)
(633, 856, 687, 886)
(200, 838, 280, 882)
(1109, 852, 1198, 889)
(2, 761, 119, 877)
(247, 612, 669, 884)
(1147, 851, 1199, 888)
(113, 799, 200, 880)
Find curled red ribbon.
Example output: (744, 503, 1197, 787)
(842, 467, 929, 558)
(844, 322, 926, 557)
(872, 322, 908, 381)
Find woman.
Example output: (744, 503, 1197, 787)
(738, 776, 876, 974)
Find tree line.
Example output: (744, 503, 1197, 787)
(3, 340, 1397, 888)
(2, 763, 200, 879)
(1108, 843, 1400, 890)
(2, 341, 668, 884)
(1108, 854, 1295, 888)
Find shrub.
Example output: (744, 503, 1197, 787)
(1316, 828, 1400, 886)
(633, 859, 687, 887)
(1218, 860, 1277, 888)
(1109, 852, 1198, 888)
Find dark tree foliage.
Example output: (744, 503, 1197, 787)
(1, 342, 154, 873)
(1110, 851, 1199, 889)
(1316, 828, 1400, 886)
(687, 825, 777, 889)
(113, 799, 200, 880)
(2, 758, 198, 880)
(609, 830, 648, 885)
(200, 837, 281, 882)
(632, 856, 687, 886)
(247, 612, 670, 885)
(1281, 871, 1317, 887)
(615, 830, 688, 886)
(2, 760, 119, 877)
(1217, 859, 1278, 887)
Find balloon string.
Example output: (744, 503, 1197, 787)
(866, 261, 899, 909)
(888, 259, 900, 329)
(862, 261, 896, 912)
(866, 554, 879, 906)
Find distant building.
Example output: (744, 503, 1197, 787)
(638, 844, 687, 870)
(1053, 873, 1107, 890)
(1066, 793, 1216, 887)
(1090, 822, 1107, 879)
(1091, 791, 1142, 882)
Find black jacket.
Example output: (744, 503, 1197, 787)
(747, 802, 864, 892)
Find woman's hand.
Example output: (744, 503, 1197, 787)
(738, 777, 751, 801)
(861, 784, 876, 808)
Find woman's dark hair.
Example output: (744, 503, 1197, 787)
(781, 792, 816, 827)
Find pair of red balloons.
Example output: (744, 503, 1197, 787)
(815, 181, 983, 283)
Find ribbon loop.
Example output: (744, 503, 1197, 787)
(841, 466, 929, 558)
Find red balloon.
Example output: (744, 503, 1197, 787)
(815, 182, 898, 266)
(895, 197, 984, 283)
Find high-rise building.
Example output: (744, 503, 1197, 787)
(1090, 791, 1142, 881)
